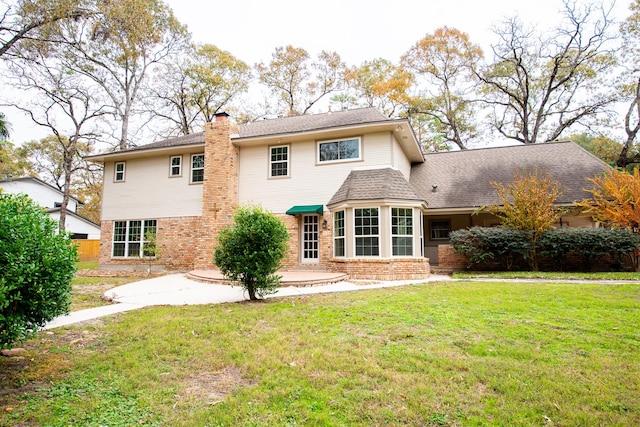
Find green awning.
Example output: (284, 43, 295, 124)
(286, 205, 324, 216)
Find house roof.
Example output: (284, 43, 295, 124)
(237, 107, 389, 139)
(0, 176, 83, 205)
(410, 141, 610, 211)
(86, 107, 423, 163)
(47, 207, 101, 228)
(328, 168, 425, 206)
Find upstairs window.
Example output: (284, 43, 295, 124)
(318, 137, 361, 163)
(191, 154, 204, 183)
(114, 162, 126, 182)
(170, 155, 182, 177)
(270, 145, 289, 177)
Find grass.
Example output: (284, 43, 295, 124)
(453, 271, 640, 281)
(70, 276, 144, 311)
(70, 261, 156, 311)
(1, 280, 639, 426)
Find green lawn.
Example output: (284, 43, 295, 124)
(1, 281, 639, 426)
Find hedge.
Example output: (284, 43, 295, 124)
(450, 226, 639, 271)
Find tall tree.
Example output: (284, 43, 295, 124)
(343, 58, 412, 117)
(255, 45, 345, 116)
(402, 27, 483, 150)
(477, 1, 618, 145)
(5, 48, 108, 231)
(616, 0, 640, 167)
(0, 0, 88, 58)
(0, 140, 31, 177)
(151, 43, 251, 136)
(53, 0, 190, 149)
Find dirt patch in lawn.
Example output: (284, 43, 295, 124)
(182, 366, 258, 405)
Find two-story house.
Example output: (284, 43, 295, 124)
(87, 108, 609, 278)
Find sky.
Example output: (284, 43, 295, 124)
(2, 0, 632, 145)
(165, 0, 630, 65)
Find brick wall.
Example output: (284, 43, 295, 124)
(99, 216, 203, 271)
(277, 212, 334, 270)
(437, 244, 468, 269)
(329, 258, 430, 280)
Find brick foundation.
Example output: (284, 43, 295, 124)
(437, 244, 468, 269)
(329, 257, 430, 280)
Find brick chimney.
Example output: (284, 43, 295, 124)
(195, 114, 239, 268)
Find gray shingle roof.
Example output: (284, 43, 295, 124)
(238, 107, 389, 139)
(108, 108, 389, 155)
(328, 168, 424, 206)
(410, 141, 610, 209)
(112, 132, 205, 155)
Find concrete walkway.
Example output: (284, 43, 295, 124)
(45, 273, 451, 329)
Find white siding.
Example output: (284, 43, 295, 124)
(49, 212, 101, 239)
(1, 179, 78, 211)
(393, 138, 412, 179)
(239, 131, 404, 213)
(102, 155, 203, 220)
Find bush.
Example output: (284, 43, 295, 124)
(539, 227, 639, 271)
(0, 193, 77, 349)
(213, 205, 289, 300)
(452, 225, 640, 272)
(450, 227, 530, 270)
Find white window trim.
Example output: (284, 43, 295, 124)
(169, 155, 182, 177)
(317, 136, 362, 164)
(353, 207, 380, 257)
(190, 153, 205, 184)
(391, 207, 414, 257)
(112, 219, 157, 258)
(269, 144, 290, 178)
(333, 210, 346, 258)
(114, 161, 126, 182)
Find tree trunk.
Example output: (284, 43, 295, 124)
(247, 282, 257, 301)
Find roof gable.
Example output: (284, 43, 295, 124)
(328, 168, 424, 206)
(410, 141, 609, 210)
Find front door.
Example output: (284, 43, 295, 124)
(301, 215, 319, 264)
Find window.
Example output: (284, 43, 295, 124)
(191, 154, 204, 183)
(270, 145, 289, 177)
(392, 208, 413, 256)
(430, 219, 451, 240)
(334, 210, 345, 257)
(114, 162, 126, 182)
(112, 219, 157, 258)
(354, 208, 379, 256)
(318, 137, 361, 163)
(170, 155, 182, 177)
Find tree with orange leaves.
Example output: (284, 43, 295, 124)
(578, 168, 640, 233)
(486, 168, 566, 270)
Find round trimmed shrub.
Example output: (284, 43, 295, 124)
(0, 192, 77, 349)
(213, 205, 289, 300)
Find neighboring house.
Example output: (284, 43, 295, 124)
(87, 108, 609, 277)
(0, 176, 101, 239)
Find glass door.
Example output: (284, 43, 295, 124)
(301, 215, 319, 263)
